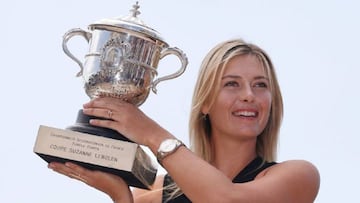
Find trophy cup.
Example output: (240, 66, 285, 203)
(33, 2, 188, 189)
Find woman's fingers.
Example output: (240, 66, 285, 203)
(82, 97, 131, 121)
(82, 98, 134, 133)
(82, 108, 117, 120)
(48, 162, 88, 183)
(48, 162, 132, 202)
(83, 97, 126, 109)
(81, 97, 170, 148)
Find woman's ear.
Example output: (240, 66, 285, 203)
(201, 104, 209, 115)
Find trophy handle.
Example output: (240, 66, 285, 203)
(151, 47, 188, 93)
(62, 28, 92, 77)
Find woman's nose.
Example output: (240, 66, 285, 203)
(239, 84, 255, 102)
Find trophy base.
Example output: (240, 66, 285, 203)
(33, 110, 157, 189)
(66, 110, 132, 142)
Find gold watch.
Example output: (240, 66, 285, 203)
(156, 138, 184, 165)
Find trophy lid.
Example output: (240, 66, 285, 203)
(89, 2, 165, 42)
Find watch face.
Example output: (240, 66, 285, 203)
(157, 139, 184, 163)
(162, 139, 177, 152)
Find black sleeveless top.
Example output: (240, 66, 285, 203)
(162, 156, 277, 203)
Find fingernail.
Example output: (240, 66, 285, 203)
(83, 100, 92, 107)
(65, 162, 77, 169)
(48, 163, 54, 169)
(64, 162, 72, 167)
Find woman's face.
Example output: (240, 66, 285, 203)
(205, 54, 272, 141)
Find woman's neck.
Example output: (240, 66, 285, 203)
(210, 135, 257, 180)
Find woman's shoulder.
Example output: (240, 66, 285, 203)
(273, 159, 319, 176)
(256, 159, 320, 201)
(132, 174, 165, 203)
(262, 159, 320, 182)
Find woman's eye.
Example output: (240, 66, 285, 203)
(254, 82, 268, 88)
(224, 81, 239, 87)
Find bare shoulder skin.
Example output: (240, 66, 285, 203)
(239, 159, 320, 203)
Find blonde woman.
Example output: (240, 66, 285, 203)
(49, 39, 320, 203)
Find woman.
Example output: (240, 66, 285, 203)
(49, 39, 320, 203)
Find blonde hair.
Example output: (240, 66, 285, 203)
(165, 38, 283, 201)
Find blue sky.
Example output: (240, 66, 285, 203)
(1, 0, 359, 202)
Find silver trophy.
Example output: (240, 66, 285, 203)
(34, 2, 188, 189)
(63, 2, 187, 105)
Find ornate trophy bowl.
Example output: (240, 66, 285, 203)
(63, 2, 188, 106)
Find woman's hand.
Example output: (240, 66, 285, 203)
(48, 162, 133, 203)
(82, 97, 173, 152)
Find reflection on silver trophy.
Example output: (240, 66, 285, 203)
(34, 2, 188, 189)
(62, 2, 188, 106)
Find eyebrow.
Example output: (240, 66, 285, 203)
(221, 75, 269, 81)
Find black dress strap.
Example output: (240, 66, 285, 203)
(162, 156, 277, 203)
(232, 156, 277, 183)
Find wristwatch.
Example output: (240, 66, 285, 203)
(156, 138, 185, 165)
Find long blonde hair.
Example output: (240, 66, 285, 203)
(166, 38, 283, 201)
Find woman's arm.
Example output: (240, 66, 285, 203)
(83, 98, 320, 203)
(132, 175, 164, 203)
(162, 148, 320, 203)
